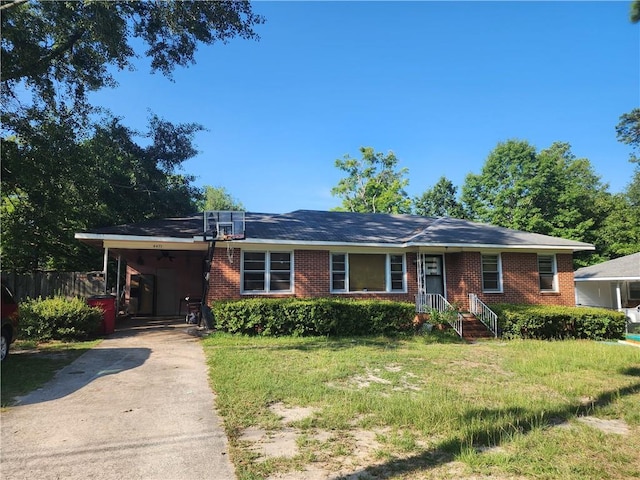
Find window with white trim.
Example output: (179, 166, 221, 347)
(629, 282, 640, 300)
(538, 254, 557, 292)
(242, 251, 292, 293)
(330, 253, 406, 293)
(481, 254, 502, 292)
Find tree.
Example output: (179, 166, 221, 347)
(594, 194, 640, 258)
(1, 111, 204, 270)
(461, 140, 610, 263)
(200, 186, 245, 211)
(461, 140, 540, 230)
(331, 147, 412, 214)
(0, 1, 264, 270)
(1, 1, 264, 111)
(414, 176, 465, 218)
(631, 0, 640, 23)
(602, 108, 640, 257)
(616, 108, 640, 158)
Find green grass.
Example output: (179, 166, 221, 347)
(203, 335, 640, 479)
(1, 339, 100, 407)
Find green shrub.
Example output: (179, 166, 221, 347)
(491, 304, 626, 340)
(19, 296, 102, 341)
(212, 298, 415, 337)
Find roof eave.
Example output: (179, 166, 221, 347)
(575, 276, 640, 282)
(77, 233, 594, 252)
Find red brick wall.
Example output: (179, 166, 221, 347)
(444, 251, 575, 309)
(207, 248, 575, 307)
(209, 247, 242, 302)
(445, 252, 482, 309)
(208, 249, 418, 303)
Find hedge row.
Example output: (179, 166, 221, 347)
(491, 304, 626, 340)
(19, 296, 102, 341)
(212, 298, 416, 337)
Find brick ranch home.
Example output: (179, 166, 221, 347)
(75, 210, 594, 328)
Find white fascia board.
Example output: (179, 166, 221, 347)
(75, 233, 198, 244)
(78, 233, 594, 253)
(575, 277, 640, 282)
(405, 242, 594, 252)
(220, 238, 594, 252)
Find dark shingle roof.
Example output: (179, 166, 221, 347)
(574, 252, 640, 280)
(81, 210, 593, 250)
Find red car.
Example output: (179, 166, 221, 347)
(1, 282, 19, 361)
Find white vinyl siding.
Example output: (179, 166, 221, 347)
(330, 253, 406, 293)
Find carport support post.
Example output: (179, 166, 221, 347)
(116, 254, 122, 314)
(103, 247, 109, 295)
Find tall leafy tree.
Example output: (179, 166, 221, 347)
(461, 140, 610, 264)
(0, 0, 264, 270)
(1, 111, 204, 270)
(1, 1, 263, 111)
(199, 186, 245, 211)
(631, 0, 640, 23)
(601, 108, 640, 257)
(461, 140, 540, 230)
(331, 147, 412, 214)
(414, 176, 465, 218)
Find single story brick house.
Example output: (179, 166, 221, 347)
(75, 210, 593, 321)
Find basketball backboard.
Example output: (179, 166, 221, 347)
(203, 211, 246, 241)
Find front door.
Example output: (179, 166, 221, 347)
(417, 254, 444, 296)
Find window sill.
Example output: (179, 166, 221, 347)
(330, 291, 407, 295)
(540, 291, 560, 295)
(241, 291, 294, 295)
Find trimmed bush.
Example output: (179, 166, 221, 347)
(491, 304, 626, 340)
(19, 296, 102, 341)
(212, 298, 415, 337)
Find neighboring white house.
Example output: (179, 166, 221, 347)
(575, 252, 640, 323)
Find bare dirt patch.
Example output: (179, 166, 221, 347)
(239, 403, 413, 479)
(326, 364, 423, 393)
(576, 416, 631, 435)
(270, 402, 317, 424)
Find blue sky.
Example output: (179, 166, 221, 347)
(90, 1, 639, 214)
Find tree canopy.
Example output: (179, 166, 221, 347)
(199, 186, 245, 211)
(331, 147, 412, 214)
(413, 176, 465, 218)
(460, 140, 613, 265)
(1, 0, 264, 271)
(1, 0, 263, 110)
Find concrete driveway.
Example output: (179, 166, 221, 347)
(1, 318, 236, 480)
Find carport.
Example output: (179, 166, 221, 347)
(75, 215, 211, 317)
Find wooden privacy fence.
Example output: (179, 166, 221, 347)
(1, 271, 105, 302)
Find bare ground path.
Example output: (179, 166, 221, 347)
(1, 317, 235, 480)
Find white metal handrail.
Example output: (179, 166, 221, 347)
(416, 293, 463, 337)
(469, 293, 498, 338)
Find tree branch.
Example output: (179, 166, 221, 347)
(0, 0, 28, 12)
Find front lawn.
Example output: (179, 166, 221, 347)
(203, 335, 640, 480)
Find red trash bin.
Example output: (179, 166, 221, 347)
(87, 295, 116, 335)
